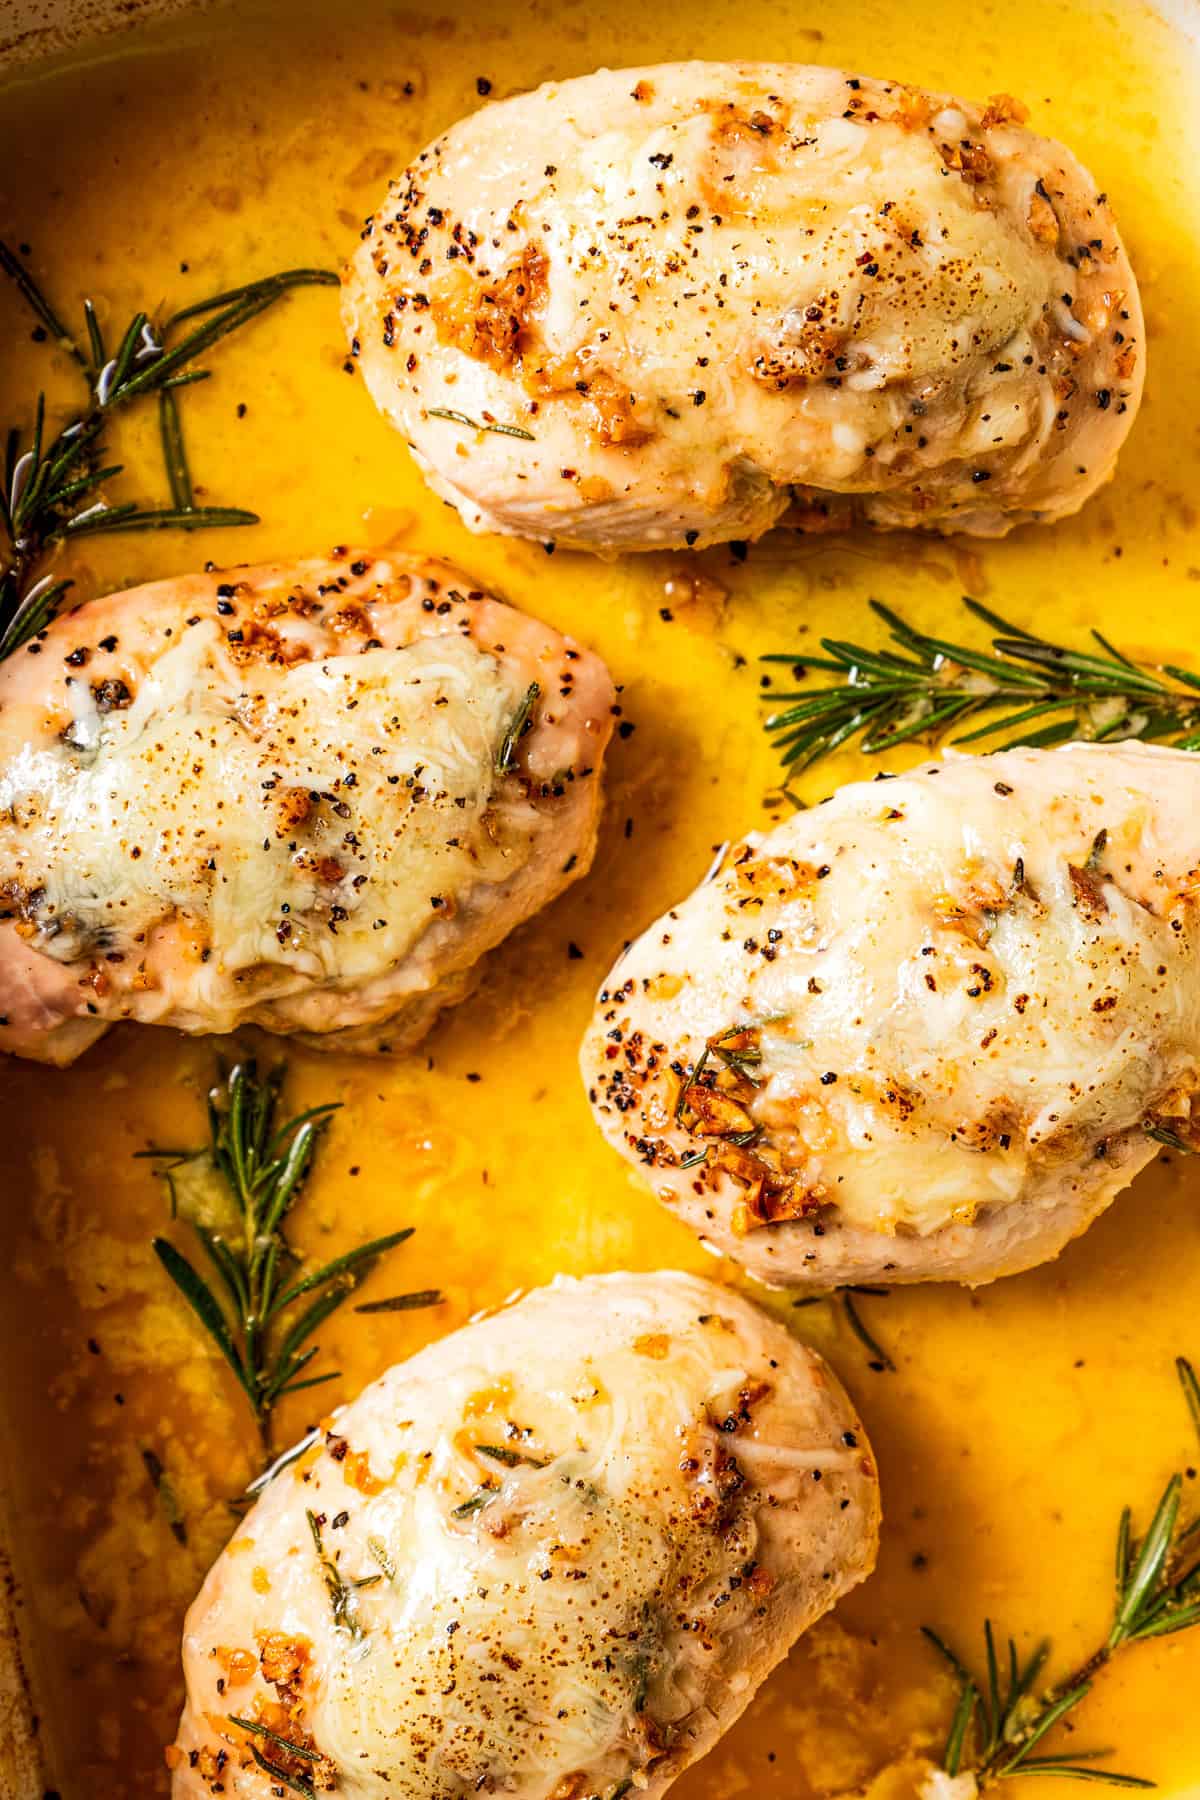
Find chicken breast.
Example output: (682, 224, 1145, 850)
(169, 1270, 879, 1799)
(0, 551, 613, 1065)
(344, 61, 1143, 554)
(582, 744, 1200, 1288)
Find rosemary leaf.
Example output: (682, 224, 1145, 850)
(306, 1507, 369, 1643)
(921, 1626, 975, 1689)
(0, 575, 72, 660)
(105, 310, 151, 399)
(1003, 1637, 1051, 1738)
(427, 405, 536, 440)
(1178, 1358, 1200, 1443)
(152, 1236, 251, 1396)
(841, 1291, 895, 1372)
(82, 298, 105, 371)
(496, 681, 541, 775)
(982, 1619, 1002, 1751)
(45, 461, 125, 511)
(141, 1447, 188, 1546)
(160, 368, 212, 391)
(943, 1680, 978, 1777)
(266, 1288, 355, 1395)
(158, 386, 193, 511)
(230, 1718, 323, 1763)
(790, 1286, 896, 1375)
(998, 1684, 1093, 1772)
(0, 240, 79, 357)
(63, 503, 259, 537)
(453, 1489, 494, 1518)
(354, 1288, 444, 1314)
(998, 1766, 1154, 1788)
(367, 1535, 397, 1581)
(195, 1224, 251, 1314)
(476, 1443, 548, 1469)
(271, 1227, 415, 1314)
(674, 1044, 710, 1122)
(1109, 1476, 1181, 1646)
(1145, 1124, 1194, 1154)
(117, 289, 280, 400)
(1124, 1600, 1200, 1641)
(249, 1746, 316, 1798)
(278, 1369, 343, 1399)
(166, 266, 339, 329)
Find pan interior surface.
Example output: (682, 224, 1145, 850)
(0, 0, 1199, 1793)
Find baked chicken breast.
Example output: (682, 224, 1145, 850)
(582, 744, 1200, 1288)
(170, 1270, 879, 1798)
(344, 61, 1143, 553)
(0, 552, 613, 1064)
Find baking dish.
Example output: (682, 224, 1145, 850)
(2, 0, 1200, 1793)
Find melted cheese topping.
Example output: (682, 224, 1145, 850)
(172, 1274, 878, 1799)
(584, 743, 1200, 1260)
(347, 61, 1143, 551)
(0, 624, 528, 1000)
(509, 100, 1044, 451)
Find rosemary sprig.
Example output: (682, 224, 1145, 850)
(354, 1287, 444, 1315)
(0, 241, 337, 656)
(306, 1508, 378, 1645)
(143, 1061, 414, 1453)
(762, 598, 1200, 775)
(452, 1487, 496, 1518)
(232, 1701, 338, 1795)
(476, 1443, 549, 1469)
(924, 1357, 1200, 1789)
